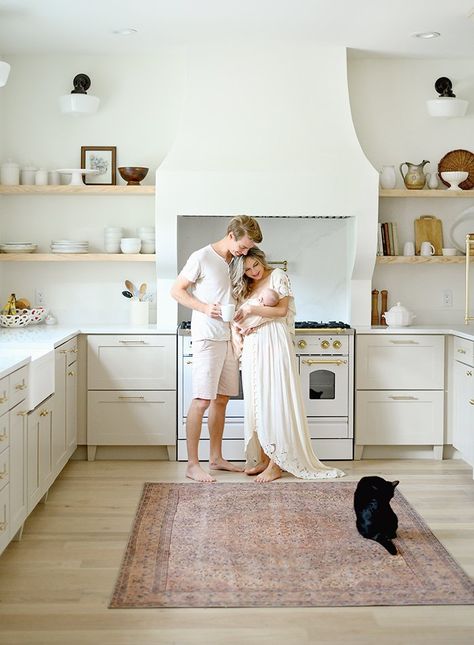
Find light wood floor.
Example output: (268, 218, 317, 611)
(0, 458, 473, 645)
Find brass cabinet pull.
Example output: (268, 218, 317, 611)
(457, 348, 467, 354)
(15, 380, 27, 390)
(39, 409, 49, 417)
(0, 432, 6, 441)
(302, 359, 347, 366)
(467, 370, 473, 377)
(0, 521, 7, 532)
(297, 340, 307, 349)
(69, 348, 78, 353)
(0, 465, 7, 478)
(59, 349, 68, 354)
(67, 371, 75, 376)
(388, 395, 419, 401)
(0, 391, 7, 404)
(17, 410, 28, 417)
(469, 399, 474, 406)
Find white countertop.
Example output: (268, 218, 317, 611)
(355, 324, 474, 341)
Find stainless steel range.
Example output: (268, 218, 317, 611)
(177, 321, 354, 461)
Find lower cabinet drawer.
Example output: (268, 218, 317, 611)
(0, 483, 9, 554)
(356, 390, 444, 445)
(88, 391, 176, 445)
(453, 336, 474, 367)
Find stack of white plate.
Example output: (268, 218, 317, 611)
(0, 242, 37, 253)
(104, 227, 123, 253)
(137, 226, 155, 254)
(50, 240, 89, 254)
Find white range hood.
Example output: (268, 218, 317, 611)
(155, 43, 378, 330)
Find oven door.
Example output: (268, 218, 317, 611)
(299, 356, 348, 416)
(182, 358, 244, 417)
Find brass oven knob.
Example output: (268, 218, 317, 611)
(333, 340, 342, 349)
(321, 340, 330, 349)
(297, 340, 307, 349)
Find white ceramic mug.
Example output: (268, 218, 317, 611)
(403, 241, 415, 256)
(220, 304, 236, 322)
(420, 241, 435, 256)
(442, 248, 457, 256)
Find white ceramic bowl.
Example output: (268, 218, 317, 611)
(29, 307, 47, 324)
(140, 242, 156, 254)
(120, 237, 141, 254)
(440, 171, 469, 191)
(0, 309, 31, 327)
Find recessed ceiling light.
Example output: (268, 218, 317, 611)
(412, 31, 441, 39)
(113, 28, 138, 36)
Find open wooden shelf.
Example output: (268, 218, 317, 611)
(380, 189, 474, 198)
(0, 253, 156, 262)
(376, 255, 469, 264)
(0, 185, 155, 195)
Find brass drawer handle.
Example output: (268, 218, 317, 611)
(67, 371, 75, 376)
(302, 359, 347, 366)
(0, 466, 7, 478)
(457, 348, 467, 354)
(69, 348, 78, 353)
(17, 410, 28, 417)
(388, 395, 419, 401)
(59, 349, 68, 354)
(0, 432, 6, 441)
(0, 521, 7, 532)
(0, 392, 8, 404)
(39, 409, 49, 417)
(467, 370, 473, 377)
(15, 381, 27, 391)
(469, 399, 474, 406)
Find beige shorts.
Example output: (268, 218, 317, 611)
(192, 339, 239, 400)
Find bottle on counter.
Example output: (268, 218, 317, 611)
(371, 289, 379, 327)
(380, 290, 388, 326)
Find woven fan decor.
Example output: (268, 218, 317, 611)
(438, 149, 474, 190)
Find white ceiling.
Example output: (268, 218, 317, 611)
(0, 0, 474, 58)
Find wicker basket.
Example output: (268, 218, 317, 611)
(438, 149, 474, 190)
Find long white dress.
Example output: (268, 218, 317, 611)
(241, 269, 345, 479)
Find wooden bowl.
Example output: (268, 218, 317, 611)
(118, 167, 149, 186)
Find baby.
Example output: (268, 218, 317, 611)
(231, 287, 280, 357)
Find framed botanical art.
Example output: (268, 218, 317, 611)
(81, 146, 117, 185)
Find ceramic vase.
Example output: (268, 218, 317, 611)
(379, 165, 397, 189)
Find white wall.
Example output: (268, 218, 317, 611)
(0, 52, 185, 323)
(348, 58, 474, 324)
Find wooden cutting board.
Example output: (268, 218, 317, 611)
(414, 215, 444, 255)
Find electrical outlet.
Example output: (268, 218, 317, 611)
(35, 289, 45, 307)
(442, 289, 453, 307)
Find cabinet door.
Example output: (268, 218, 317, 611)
(453, 360, 474, 466)
(0, 484, 9, 554)
(356, 335, 444, 390)
(28, 402, 54, 514)
(356, 390, 444, 445)
(88, 390, 175, 445)
(9, 404, 28, 536)
(87, 335, 176, 390)
(39, 403, 54, 494)
(66, 364, 77, 456)
(27, 407, 42, 513)
(52, 348, 67, 476)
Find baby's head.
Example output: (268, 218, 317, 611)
(259, 288, 279, 307)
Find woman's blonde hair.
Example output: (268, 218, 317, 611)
(227, 215, 263, 243)
(230, 247, 272, 303)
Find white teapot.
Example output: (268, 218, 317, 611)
(383, 302, 416, 327)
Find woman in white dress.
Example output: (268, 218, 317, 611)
(231, 248, 345, 483)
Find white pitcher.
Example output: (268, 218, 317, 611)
(380, 165, 397, 189)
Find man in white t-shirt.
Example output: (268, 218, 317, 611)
(171, 215, 263, 482)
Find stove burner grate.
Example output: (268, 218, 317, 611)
(295, 321, 351, 329)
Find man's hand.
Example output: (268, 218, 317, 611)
(204, 302, 223, 319)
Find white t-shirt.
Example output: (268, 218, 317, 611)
(179, 244, 234, 341)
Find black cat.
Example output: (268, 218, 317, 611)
(354, 476, 400, 556)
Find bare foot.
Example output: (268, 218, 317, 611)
(209, 457, 244, 472)
(186, 463, 216, 482)
(245, 459, 269, 476)
(255, 461, 282, 483)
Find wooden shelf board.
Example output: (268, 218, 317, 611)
(376, 255, 469, 264)
(380, 189, 474, 198)
(0, 253, 156, 262)
(0, 185, 155, 195)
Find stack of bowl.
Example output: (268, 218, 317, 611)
(137, 226, 155, 254)
(120, 237, 142, 254)
(104, 227, 123, 253)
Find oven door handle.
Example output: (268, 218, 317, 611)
(301, 359, 347, 366)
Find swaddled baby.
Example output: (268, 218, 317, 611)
(231, 288, 280, 357)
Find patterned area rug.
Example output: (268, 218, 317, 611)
(110, 482, 474, 608)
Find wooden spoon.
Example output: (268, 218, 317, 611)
(125, 280, 137, 297)
(138, 283, 147, 301)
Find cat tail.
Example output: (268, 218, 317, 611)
(374, 534, 397, 556)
